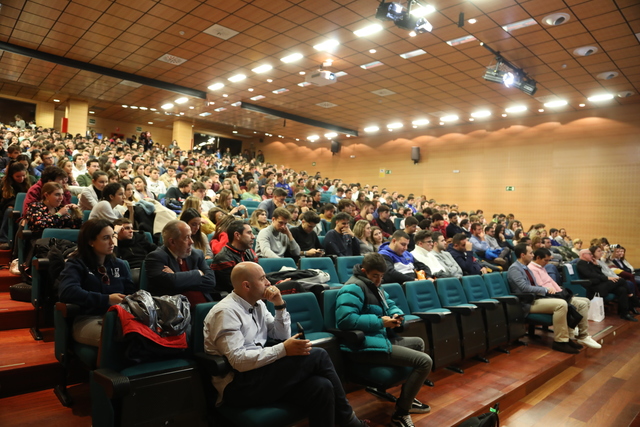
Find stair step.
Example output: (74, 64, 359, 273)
(0, 269, 25, 292)
(0, 249, 12, 265)
(0, 293, 40, 331)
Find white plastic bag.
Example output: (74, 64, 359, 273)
(588, 293, 605, 322)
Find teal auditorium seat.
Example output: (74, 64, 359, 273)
(393, 217, 402, 230)
(8, 192, 26, 249)
(70, 195, 78, 204)
(30, 228, 81, 341)
(323, 289, 412, 403)
(501, 271, 553, 337)
(483, 273, 526, 343)
(82, 210, 91, 222)
(561, 264, 588, 297)
(336, 256, 364, 283)
(404, 280, 463, 370)
(240, 200, 260, 208)
(90, 310, 207, 427)
(436, 277, 488, 362)
(192, 302, 306, 427)
(461, 275, 509, 352)
(300, 257, 341, 285)
(258, 257, 296, 274)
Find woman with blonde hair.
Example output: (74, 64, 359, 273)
(353, 220, 375, 254)
(217, 189, 247, 218)
(249, 208, 269, 236)
(180, 208, 213, 259)
(181, 196, 214, 235)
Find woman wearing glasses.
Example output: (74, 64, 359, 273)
(58, 219, 135, 347)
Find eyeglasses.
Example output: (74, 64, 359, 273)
(97, 265, 110, 285)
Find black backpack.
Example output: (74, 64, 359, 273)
(459, 403, 500, 427)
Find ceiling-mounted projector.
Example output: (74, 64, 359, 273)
(306, 70, 337, 86)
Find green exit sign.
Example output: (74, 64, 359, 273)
(385, 170, 392, 174)
(505, 186, 515, 191)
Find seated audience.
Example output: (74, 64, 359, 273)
(411, 230, 450, 278)
(145, 220, 217, 306)
(203, 262, 369, 427)
(113, 218, 157, 269)
(353, 219, 376, 255)
(285, 203, 301, 227)
(182, 196, 215, 235)
(191, 181, 216, 212)
(132, 175, 155, 200)
(484, 225, 512, 265)
(378, 230, 430, 283)
(209, 214, 235, 255)
(429, 213, 447, 238)
(336, 253, 432, 427)
(241, 182, 261, 202)
(24, 166, 70, 212)
(25, 182, 82, 236)
(403, 216, 418, 252)
(78, 171, 108, 211)
(147, 167, 167, 196)
(447, 233, 488, 276)
(58, 219, 135, 347)
(256, 207, 300, 259)
(165, 177, 192, 204)
(180, 208, 214, 259)
(469, 223, 507, 267)
(211, 220, 258, 293)
(371, 205, 395, 238)
(218, 189, 247, 218)
(445, 212, 465, 238)
(0, 162, 31, 245)
(77, 159, 100, 188)
(249, 208, 269, 236)
(89, 182, 134, 223)
(257, 187, 287, 218)
(289, 210, 323, 257)
(371, 226, 385, 251)
(324, 212, 361, 257)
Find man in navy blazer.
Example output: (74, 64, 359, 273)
(145, 220, 216, 305)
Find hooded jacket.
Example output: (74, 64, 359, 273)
(378, 241, 430, 283)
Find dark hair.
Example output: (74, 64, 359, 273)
(432, 231, 443, 242)
(301, 210, 320, 224)
(404, 216, 418, 227)
(2, 161, 30, 199)
(226, 220, 248, 242)
(272, 207, 291, 220)
(178, 178, 192, 189)
(102, 182, 122, 202)
(333, 212, 351, 223)
(41, 166, 67, 183)
(377, 204, 390, 213)
(460, 218, 469, 228)
(448, 212, 458, 219)
(391, 230, 410, 241)
(549, 228, 558, 234)
(431, 213, 443, 221)
(414, 230, 432, 243)
(588, 245, 600, 256)
(273, 187, 288, 197)
(514, 243, 530, 259)
(322, 203, 335, 213)
(92, 170, 108, 181)
(362, 252, 386, 273)
(534, 248, 551, 260)
(71, 219, 115, 268)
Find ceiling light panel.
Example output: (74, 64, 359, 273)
(361, 61, 384, 69)
(272, 88, 289, 94)
(250, 95, 266, 101)
(208, 83, 224, 90)
(228, 74, 246, 82)
(446, 35, 477, 46)
(252, 64, 272, 74)
(354, 23, 383, 37)
(399, 49, 427, 59)
(587, 94, 614, 102)
(281, 53, 303, 63)
(410, 5, 435, 17)
(313, 40, 339, 51)
(502, 18, 537, 32)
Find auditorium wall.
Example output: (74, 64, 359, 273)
(256, 103, 640, 264)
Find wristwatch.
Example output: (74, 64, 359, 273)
(274, 301, 287, 310)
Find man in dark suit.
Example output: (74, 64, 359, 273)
(145, 220, 216, 306)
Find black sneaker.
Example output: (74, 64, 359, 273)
(552, 341, 579, 354)
(409, 398, 431, 414)
(391, 413, 415, 427)
(567, 340, 583, 350)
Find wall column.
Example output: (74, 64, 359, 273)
(172, 120, 193, 150)
(35, 102, 55, 128)
(64, 99, 88, 136)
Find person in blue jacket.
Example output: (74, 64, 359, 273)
(59, 218, 135, 347)
(335, 253, 432, 427)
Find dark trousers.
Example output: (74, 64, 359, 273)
(223, 347, 356, 427)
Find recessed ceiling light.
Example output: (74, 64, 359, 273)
(232, 130, 238, 134)
(231, 102, 241, 107)
(501, 113, 507, 117)
(399, 49, 427, 59)
(281, 53, 303, 63)
(439, 122, 444, 125)
(273, 88, 289, 94)
(573, 46, 598, 57)
(267, 79, 273, 83)
(446, 35, 477, 46)
(175, 97, 188, 104)
(248, 88, 254, 92)
(369, 49, 377, 54)
(387, 122, 403, 129)
(299, 71, 306, 75)
(544, 100, 567, 108)
(364, 126, 379, 133)
(228, 74, 246, 82)
(410, 5, 435, 16)
(542, 13, 570, 26)
(408, 31, 416, 37)
(468, 18, 477, 24)
(579, 103, 586, 107)
(308, 135, 319, 141)
(596, 71, 618, 80)
(161, 103, 174, 110)
(89, 111, 95, 114)
(214, 107, 226, 112)
(53, 99, 60, 102)
(587, 93, 614, 102)
(252, 64, 272, 74)
(324, 132, 338, 138)
(313, 39, 339, 51)
(179, 112, 184, 115)
(617, 91, 634, 98)
(469, 118, 474, 122)
(412, 119, 429, 126)
(441, 115, 458, 122)
(360, 61, 384, 70)
(298, 82, 312, 87)
(189, 106, 195, 109)
(354, 23, 383, 37)
(502, 18, 537, 32)
(150, 108, 157, 111)
(505, 105, 527, 113)
(122, 105, 128, 108)
(538, 109, 544, 112)
(130, 106, 138, 109)
(208, 83, 224, 90)
(139, 106, 148, 110)
(471, 110, 491, 118)
(148, 122, 153, 124)
(222, 94, 228, 97)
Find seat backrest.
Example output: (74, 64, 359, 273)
(282, 293, 324, 334)
(143, 232, 153, 244)
(405, 280, 443, 312)
(501, 271, 510, 289)
(336, 256, 364, 283)
(461, 275, 491, 301)
(562, 264, 587, 297)
(240, 200, 260, 208)
(247, 207, 257, 217)
(139, 260, 148, 290)
(393, 217, 402, 230)
(258, 257, 297, 274)
(99, 310, 129, 371)
(381, 283, 411, 314)
(192, 302, 217, 353)
(82, 210, 91, 222)
(299, 257, 340, 284)
(14, 192, 26, 215)
(322, 289, 341, 330)
(436, 277, 469, 306)
(42, 228, 80, 242)
(70, 196, 78, 204)
(483, 273, 509, 298)
(318, 235, 325, 247)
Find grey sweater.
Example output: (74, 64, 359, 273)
(256, 225, 301, 258)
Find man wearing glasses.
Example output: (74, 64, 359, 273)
(34, 149, 55, 177)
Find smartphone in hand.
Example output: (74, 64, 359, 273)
(296, 322, 306, 340)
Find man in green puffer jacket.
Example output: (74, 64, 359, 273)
(336, 253, 433, 427)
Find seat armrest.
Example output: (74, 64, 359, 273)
(55, 302, 81, 318)
(93, 368, 131, 399)
(11, 209, 21, 221)
(326, 328, 365, 345)
(570, 280, 590, 286)
(512, 293, 535, 304)
(33, 258, 50, 270)
(443, 305, 476, 315)
(469, 300, 499, 309)
(194, 352, 232, 377)
(22, 229, 33, 241)
(412, 311, 451, 323)
(494, 295, 519, 305)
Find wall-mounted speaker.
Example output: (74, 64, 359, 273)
(331, 140, 341, 154)
(411, 146, 420, 164)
